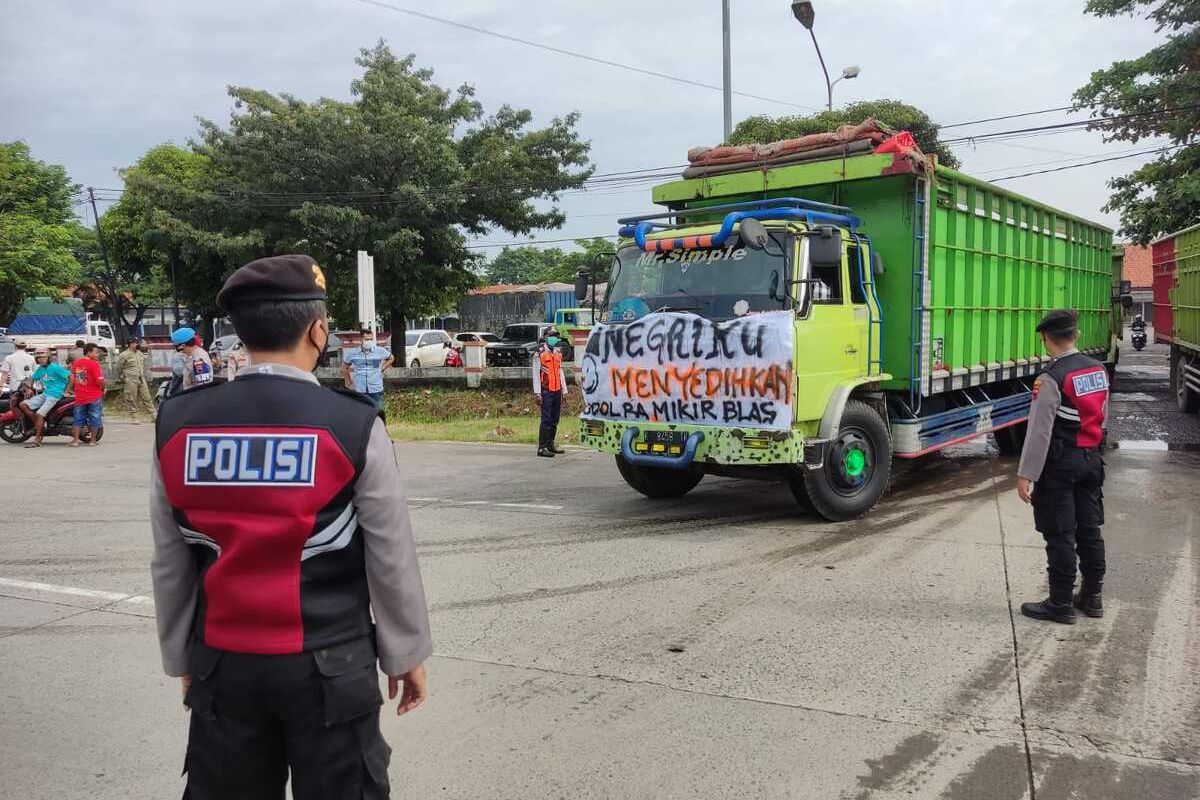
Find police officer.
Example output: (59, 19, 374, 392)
(150, 254, 432, 799)
(532, 325, 569, 458)
(1017, 309, 1110, 624)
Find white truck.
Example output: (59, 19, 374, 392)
(18, 316, 118, 356)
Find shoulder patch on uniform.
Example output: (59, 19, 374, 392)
(1070, 369, 1109, 397)
(1032, 375, 1043, 399)
(185, 432, 317, 486)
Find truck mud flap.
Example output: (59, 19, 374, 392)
(891, 391, 1031, 458)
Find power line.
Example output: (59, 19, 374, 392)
(972, 144, 1163, 176)
(940, 105, 1082, 129)
(942, 105, 1200, 145)
(350, 0, 818, 112)
(989, 145, 1186, 182)
(465, 234, 617, 250)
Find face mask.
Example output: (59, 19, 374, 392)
(310, 322, 331, 372)
(546, 336, 560, 348)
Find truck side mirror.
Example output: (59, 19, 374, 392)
(738, 218, 770, 251)
(575, 271, 590, 302)
(872, 252, 885, 276)
(1119, 279, 1132, 294)
(1121, 295, 1134, 310)
(808, 226, 842, 269)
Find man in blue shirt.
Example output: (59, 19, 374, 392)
(341, 328, 394, 407)
(20, 350, 71, 447)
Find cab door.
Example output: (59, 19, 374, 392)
(792, 235, 869, 424)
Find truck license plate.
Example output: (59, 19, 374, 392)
(643, 430, 687, 452)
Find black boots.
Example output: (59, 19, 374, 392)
(1020, 597, 1077, 625)
(536, 447, 555, 458)
(1074, 591, 1104, 618)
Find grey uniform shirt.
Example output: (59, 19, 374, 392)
(1017, 371, 1062, 482)
(149, 362, 433, 677)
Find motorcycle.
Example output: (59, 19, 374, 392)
(1131, 328, 1147, 351)
(0, 387, 101, 445)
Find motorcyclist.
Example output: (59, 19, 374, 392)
(1131, 314, 1146, 331)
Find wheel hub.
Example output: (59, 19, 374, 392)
(827, 427, 874, 496)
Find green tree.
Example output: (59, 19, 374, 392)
(485, 245, 564, 285)
(99, 145, 212, 336)
(0, 142, 84, 324)
(728, 99, 960, 169)
(1074, 1, 1199, 243)
(484, 238, 613, 285)
(190, 42, 592, 360)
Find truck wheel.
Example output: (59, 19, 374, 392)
(0, 418, 32, 444)
(803, 400, 892, 521)
(615, 455, 703, 499)
(788, 470, 815, 512)
(993, 422, 1027, 456)
(1179, 356, 1200, 414)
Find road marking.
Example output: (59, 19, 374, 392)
(0, 577, 153, 605)
(408, 498, 563, 511)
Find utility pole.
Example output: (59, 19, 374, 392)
(86, 187, 124, 344)
(722, 0, 733, 142)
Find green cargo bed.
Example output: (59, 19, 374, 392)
(652, 153, 1116, 397)
(1170, 223, 1200, 353)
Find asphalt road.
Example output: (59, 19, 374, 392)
(0, 341, 1196, 800)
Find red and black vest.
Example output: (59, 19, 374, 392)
(155, 374, 380, 655)
(1038, 352, 1109, 450)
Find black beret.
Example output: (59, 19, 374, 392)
(217, 254, 328, 311)
(1035, 308, 1078, 336)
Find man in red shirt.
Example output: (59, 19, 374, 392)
(70, 343, 106, 447)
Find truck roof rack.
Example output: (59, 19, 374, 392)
(617, 197, 862, 252)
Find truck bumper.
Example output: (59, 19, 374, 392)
(579, 419, 814, 467)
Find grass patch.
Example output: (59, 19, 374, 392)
(383, 387, 582, 444)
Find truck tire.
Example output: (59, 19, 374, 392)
(803, 400, 892, 521)
(1179, 355, 1200, 414)
(788, 470, 815, 512)
(993, 422, 1027, 456)
(615, 455, 703, 499)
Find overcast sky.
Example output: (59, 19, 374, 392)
(0, 0, 1168, 247)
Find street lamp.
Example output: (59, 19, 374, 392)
(790, 1, 860, 111)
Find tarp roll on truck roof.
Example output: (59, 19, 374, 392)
(7, 298, 87, 335)
(577, 124, 1123, 521)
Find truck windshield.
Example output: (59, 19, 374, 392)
(605, 241, 790, 322)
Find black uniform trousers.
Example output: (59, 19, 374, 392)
(538, 390, 562, 449)
(1031, 446, 1106, 603)
(182, 636, 391, 800)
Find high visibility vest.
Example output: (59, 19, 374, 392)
(538, 346, 563, 393)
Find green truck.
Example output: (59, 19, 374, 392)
(1152, 222, 1200, 413)
(574, 146, 1127, 520)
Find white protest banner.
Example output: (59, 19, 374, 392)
(580, 310, 795, 430)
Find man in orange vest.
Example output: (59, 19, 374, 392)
(532, 325, 570, 458)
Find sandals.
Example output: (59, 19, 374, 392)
(24, 441, 41, 449)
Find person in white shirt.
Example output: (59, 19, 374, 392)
(1, 340, 37, 395)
